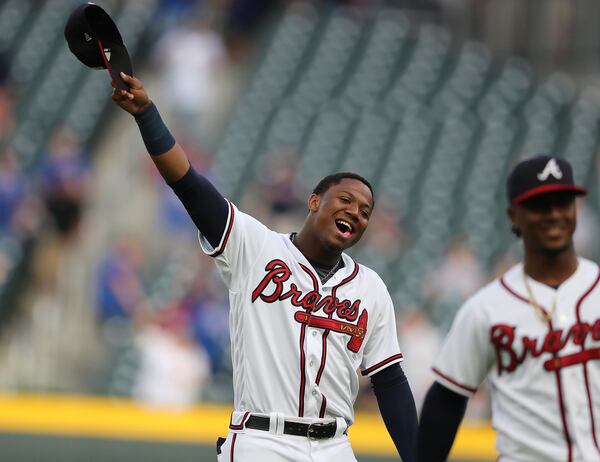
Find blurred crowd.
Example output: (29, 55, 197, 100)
(2, 0, 600, 422)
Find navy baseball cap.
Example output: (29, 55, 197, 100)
(64, 3, 132, 89)
(507, 155, 587, 205)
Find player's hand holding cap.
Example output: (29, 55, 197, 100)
(507, 155, 587, 205)
(64, 2, 133, 89)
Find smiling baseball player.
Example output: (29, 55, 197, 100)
(111, 73, 417, 462)
(417, 155, 600, 462)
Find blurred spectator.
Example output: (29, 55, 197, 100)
(38, 128, 91, 238)
(179, 274, 230, 373)
(396, 307, 443, 410)
(148, 141, 212, 241)
(96, 236, 147, 322)
(244, 149, 305, 228)
(360, 199, 406, 257)
(0, 150, 27, 235)
(156, 0, 200, 29)
(224, 0, 285, 61)
(425, 239, 486, 306)
(0, 86, 14, 145)
(132, 306, 212, 408)
(152, 16, 228, 147)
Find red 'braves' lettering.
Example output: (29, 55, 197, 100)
(252, 259, 291, 303)
(490, 325, 519, 374)
(490, 320, 600, 375)
(252, 260, 363, 322)
(593, 320, 600, 340)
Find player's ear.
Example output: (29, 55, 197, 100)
(308, 193, 320, 213)
(506, 206, 521, 238)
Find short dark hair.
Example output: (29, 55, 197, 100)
(312, 172, 375, 208)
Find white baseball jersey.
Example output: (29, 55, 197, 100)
(433, 257, 600, 462)
(198, 201, 403, 425)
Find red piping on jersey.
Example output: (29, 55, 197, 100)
(549, 319, 573, 462)
(319, 395, 327, 418)
(362, 353, 404, 376)
(296, 262, 360, 417)
(575, 267, 600, 455)
(210, 201, 235, 257)
(500, 276, 573, 460)
(315, 262, 360, 384)
(335, 262, 360, 289)
(228, 411, 250, 430)
(230, 433, 237, 462)
(298, 322, 307, 417)
(296, 264, 319, 417)
(500, 276, 551, 318)
(315, 330, 329, 385)
(431, 367, 477, 394)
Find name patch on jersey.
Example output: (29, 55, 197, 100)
(251, 259, 368, 352)
(490, 320, 600, 374)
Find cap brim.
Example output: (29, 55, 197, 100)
(512, 184, 587, 205)
(97, 39, 133, 89)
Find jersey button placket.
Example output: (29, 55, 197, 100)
(305, 322, 322, 413)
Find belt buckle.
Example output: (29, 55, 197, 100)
(306, 422, 329, 440)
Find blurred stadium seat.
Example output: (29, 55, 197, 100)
(0, 0, 599, 411)
(0, 0, 158, 325)
(211, 4, 600, 329)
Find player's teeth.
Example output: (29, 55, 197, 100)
(336, 220, 352, 232)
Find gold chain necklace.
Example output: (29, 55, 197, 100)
(522, 270, 557, 323)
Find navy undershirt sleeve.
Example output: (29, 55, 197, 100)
(167, 165, 229, 249)
(371, 363, 418, 462)
(416, 382, 468, 462)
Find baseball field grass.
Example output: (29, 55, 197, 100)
(0, 434, 491, 462)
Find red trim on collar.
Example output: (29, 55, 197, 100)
(499, 276, 551, 318)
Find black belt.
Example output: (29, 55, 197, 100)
(244, 415, 337, 439)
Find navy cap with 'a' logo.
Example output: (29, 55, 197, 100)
(507, 155, 587, 205)
(64, 3, 133, 89)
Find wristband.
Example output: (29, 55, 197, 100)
(134, 102, 176, 156)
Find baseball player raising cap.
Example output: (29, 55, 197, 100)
(110, 75, 418, 461)
(417, 155, 600, 462)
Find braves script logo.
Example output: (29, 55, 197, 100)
(251, 259, 367, 352)
(490, 320, 600, 375)
(537, 158, 563, 181)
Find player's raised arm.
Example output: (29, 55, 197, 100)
(112, 72, 228, 248)
(112, 73, 188, 182)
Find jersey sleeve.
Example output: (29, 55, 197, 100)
(360, 284, 403, 377)
(197, 201, 269, 291)
(431, 295, 492, 397)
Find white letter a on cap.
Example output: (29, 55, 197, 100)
(537, 158, 563, 181)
